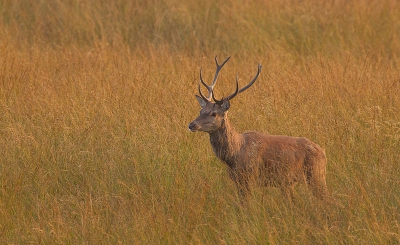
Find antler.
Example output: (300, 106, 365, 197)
(213, 63, 262, 104)
(198, 56, 231, 101)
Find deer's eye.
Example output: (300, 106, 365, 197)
(211, 112, 217, 117)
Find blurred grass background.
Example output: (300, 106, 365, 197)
(0, 0, 399, 244)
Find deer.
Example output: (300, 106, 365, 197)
(188, 56, 328, 204)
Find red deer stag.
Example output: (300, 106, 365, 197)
(188, 56, 328, 203)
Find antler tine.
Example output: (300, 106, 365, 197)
(199, 68, 212, 101)
(238, 63, 262, 93)
(226, 63, 262, 101)
(198, 80, 209, 102)
(211, 56, 231, 89)
(198, 56, 231, 101)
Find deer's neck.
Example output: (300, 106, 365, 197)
(209, 117, 242, 168)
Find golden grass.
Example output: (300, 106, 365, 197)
(0, 0, 400, 244)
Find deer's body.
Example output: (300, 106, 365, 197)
(209, 117, 327, 201)
(189, 56, 328, 203)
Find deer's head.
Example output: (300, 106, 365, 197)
(189, 56, 262, 133)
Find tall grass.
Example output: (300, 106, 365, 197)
(0, 0, 399, 244)
(2, 0, 400, 57)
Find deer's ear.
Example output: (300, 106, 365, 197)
(195, 95, 208, 108)
(221, 98, 230, 112)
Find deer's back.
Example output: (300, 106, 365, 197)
(236, 131, 325, 183)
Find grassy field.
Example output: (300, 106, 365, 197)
(0, 0, 400, 244)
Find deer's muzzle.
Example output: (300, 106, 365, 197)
(188, 122, 199, 132)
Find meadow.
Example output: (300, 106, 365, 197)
(0, 0, 399, 244)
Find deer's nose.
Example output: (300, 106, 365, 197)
(188, 122, 198, 132)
